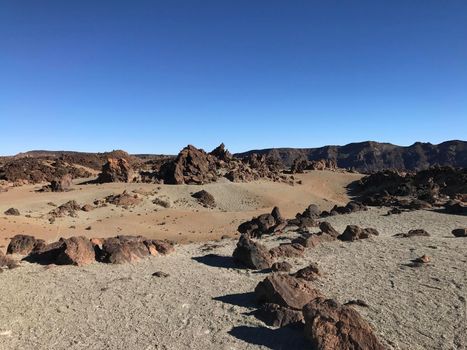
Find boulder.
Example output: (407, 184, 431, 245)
(97, 158, 134, 183)
(50, 174, 73, 192)
(7, 234, 43, 255)
(255, 273, 322, 310)
(4, 208, 20, 216)
(303, 298, 386, 350)
(100, 235, 150, 264)
(48, 200, 81, 218)
(238, 210, 279, 238)
(25, 236, 95, 266)
(292, 234, 321, 248)
(319, 221, 339, 237)
(192, 190, 216, 208)
(292, 263, 321, 281)
(232, 235, 272, 269)
(255, 303, 304, 328)
(452, 228, 467, 237)
(144, 239, 175, 255)
(105, 191, 142, 207)
(271, 206, 284, 223)
(338, 225, 379, 241)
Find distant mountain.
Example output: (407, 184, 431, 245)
(234, 140, 467, 172)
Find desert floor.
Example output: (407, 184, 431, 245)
(0, 171, 361, 247)
(0, 172, 466, 350)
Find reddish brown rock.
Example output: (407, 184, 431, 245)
(269, 243, 305, 258)
(338, 225, 379, 241)
(144, 239, 175, 255)
(238, 210, 278, 238)
(292, 263, 321, 281)
(50, 174, 73, 192)
(319, 221, 339, 237)
(105, 191, 142, 206)
(100, 236, 150, 264)
(292, 234, 321, 248)
(233, 235, 272, 270)
(255, 273, 322, 310)
(97, 158, 135, 183)
(303, 298, 386, 350)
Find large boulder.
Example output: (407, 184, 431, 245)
(303, 298, 386, 350)
(232, 235, 272, 269)
(7, 235, 44, 255)
(97, 158, 135, 183)
(25, 236, 95, 266)
(255, 273, 322, 310)
(50, 174, 73, 192)
(99, 235, 150, 264)
(159, 145, 218, 185)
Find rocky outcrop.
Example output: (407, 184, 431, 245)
(232, 235, 272, 269)
(105, 191, 142, 207)
(48, 200, 81, 218)
(302, 298, 386, 350)
(235, 140, 467, 172)
(97, 158, 135, 183)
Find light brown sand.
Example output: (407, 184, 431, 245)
(0, 171, 361, 248)
(0, 208, 466, 350)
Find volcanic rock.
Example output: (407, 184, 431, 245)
(232, 235, 272, 270)
(7, 234, 44, 255)
(292, 263, 321, 281)
(302, 297, 386, 350)
(105, 191, 142, 206)
(97, 158, 135, 183)
(319, 221, 339, 237)
(255, 273, 322, 310)
(394, 229, 430, 238)
(269, 243, 305, 258)
(338, 225, 379, 241)
(192, 190, 216, 208)
(271, 261, 293, 272)
(99, 235, 150, 264)
(4, 208, 20, 216)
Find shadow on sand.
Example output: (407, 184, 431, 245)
(228, 325, 309, 350)
(213, 292, 256, 308)
(191, 254, 238, 269)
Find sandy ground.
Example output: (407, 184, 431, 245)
(0, 208, 466, 350)
(0, 171, 361, 248)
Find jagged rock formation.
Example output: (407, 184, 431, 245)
(235, 140, 467, 172)
(97, 158, 135, 183)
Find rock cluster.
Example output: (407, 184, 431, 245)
(291, 157, 338, 173)
(8, 235, 175, 266)
(338, 225, 379, 241)
(353, 166, 467, 215)
(237, 207, 285, 238)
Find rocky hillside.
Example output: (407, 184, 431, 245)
(235, 140, 467, 172)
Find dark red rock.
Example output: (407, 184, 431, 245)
(7, 234, 42, 255)
(269, 243, 305, 258)
(255, 273, 322, 310)
(292, 263, 321, 281)
(271, 261, 293, 272)
(97, 158, 135, 183)
(319, 221, 339, 237)
(303, 298, 386, 350)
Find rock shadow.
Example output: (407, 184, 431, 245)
(213, 292, 256, 308)
(192, 254, 238, 269)
(228, 325, 309, 350)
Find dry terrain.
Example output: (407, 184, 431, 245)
(0, 171, 466, 350)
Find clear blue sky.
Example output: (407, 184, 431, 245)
(1, 1, 466, 155)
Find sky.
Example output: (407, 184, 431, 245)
(0, 1, 466, 155)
